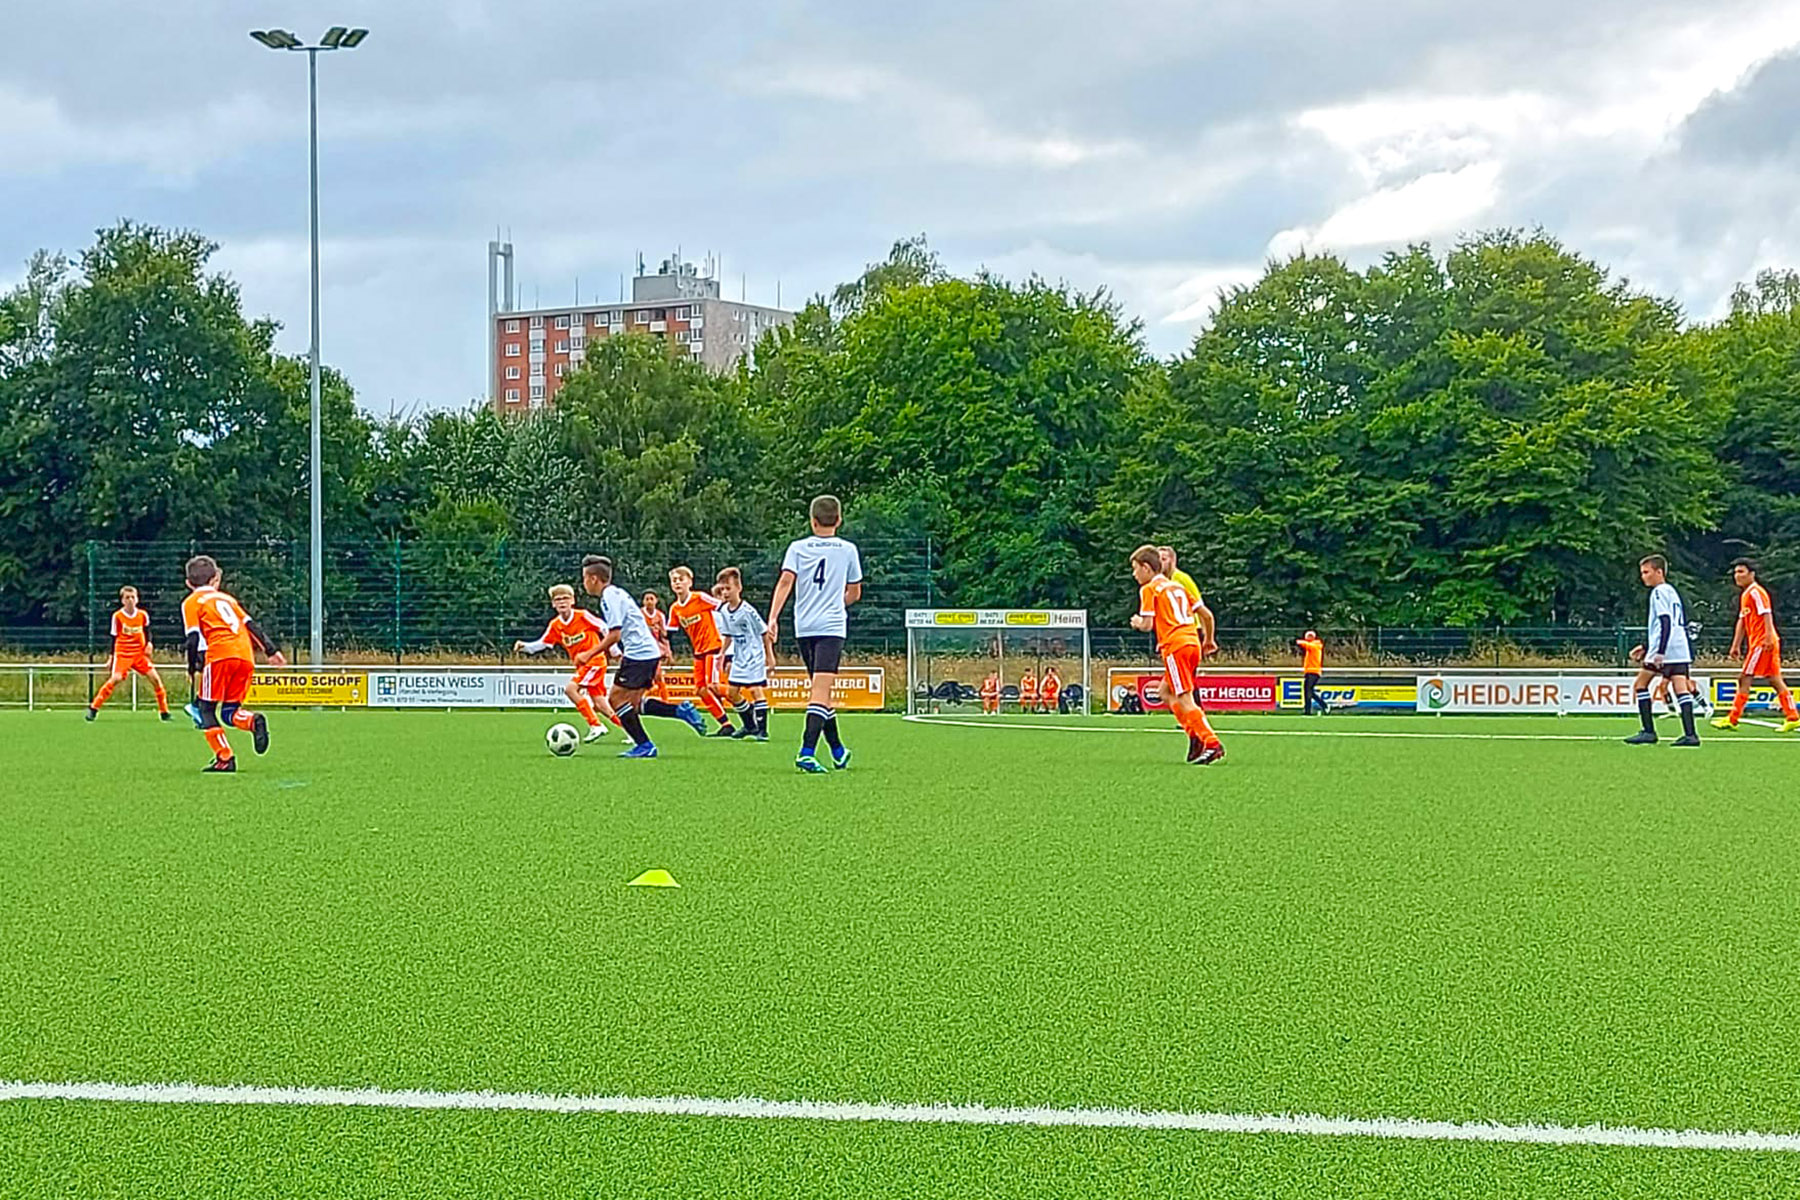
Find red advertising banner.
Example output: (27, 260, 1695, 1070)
(1108, 668, 1279, 712)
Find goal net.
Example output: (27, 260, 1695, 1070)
(905, 610, 1090, 716)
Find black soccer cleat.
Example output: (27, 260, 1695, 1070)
(251, 713, 270, 756)
(1185, 734, 1204, 764)
(159, 711, 173, 722)
(202, 757, 237, 773)
(1196, 743, 1227, 766)
(1671, 734, 1701, 748)
(1623, 730, 1658, 745)
(711, 723, 738, 738)
(85, 708, 98, 722)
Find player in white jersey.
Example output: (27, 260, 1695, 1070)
(713, 567, 775, 741)
(580, 554, 707, 757)
(1626, 554, 1700, 746)
(767, 494, 863, 773)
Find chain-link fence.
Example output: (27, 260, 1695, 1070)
(0, 539, 1736, 668)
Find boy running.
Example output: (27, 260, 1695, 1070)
(581, 555, 707, 757)
(87, 585, 171, 721)
(668, 566, 737, 736)
(513, 584, 616, 742)
(181, 556, 285, 772)
(768, 494, 863, 773)
(1713, 557, 1800, 732)
(713, 567, 775, 741)
(1130, 545, 1224, 764)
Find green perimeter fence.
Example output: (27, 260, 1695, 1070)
(0, 540, 1728, 669)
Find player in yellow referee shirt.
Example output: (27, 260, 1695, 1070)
(1158, 545, 1216, 657)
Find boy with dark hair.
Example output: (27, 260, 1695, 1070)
(580, 555, 706, 757)
(768, 495, 863, 773)
(713, 566, 775, 741)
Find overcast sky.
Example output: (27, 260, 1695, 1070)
(5, 0, 1800, 413)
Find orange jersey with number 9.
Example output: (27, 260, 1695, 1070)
(1140, 577, 1202, 656)
(182, 587, 255, 665)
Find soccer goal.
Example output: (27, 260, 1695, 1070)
(905, 609, 1091, 716)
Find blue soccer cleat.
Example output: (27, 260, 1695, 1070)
(830, 745, 852, 771)
(675, 701, 709, 736)
(619, 742, 659, 759)
(184, 701, 204, 730)
(795, 753, 828, 774)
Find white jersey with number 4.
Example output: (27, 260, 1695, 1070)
(1646, 582, 1693, 664)
(781, 536, 863, 638)
(598, 584, 661, 661)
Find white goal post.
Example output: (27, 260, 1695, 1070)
(904, 610, 1090, 716)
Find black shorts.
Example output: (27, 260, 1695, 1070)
(614, 657, 660, 690)
(796, 635, 845, 676)
(729, 679, 767, 691)
(1657, 662, 1692, 680)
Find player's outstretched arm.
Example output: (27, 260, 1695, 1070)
(767, 570, 796, 637)
(244, 618, 286, 668)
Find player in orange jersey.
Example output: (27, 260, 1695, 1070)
(87, 585, 171, 722)
(1040, 665, 1062, 714)
(515, 584, 619, 742)
(1714, 557, 1800, 733)
(641, 590, 675, 703)
(668, 566, 736, 736)
(1130, 544, 1224, 764)
(1018, 669, 1038, 713)
(978, 670, 1000, 714)
(181, 556, 285, 773)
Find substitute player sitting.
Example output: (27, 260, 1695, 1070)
(1041, 665, 1062, 714)
(182, 555, 285, 773)
(87, 585, 171, 722)
(1018, 670, 1038, 714)
(1130, 544, 1224, 765)
(514, 584, 615, 743)
(1713, 557, 1800, 733)
(713, 567, 775, 741)
(979, 671, 1000, 715)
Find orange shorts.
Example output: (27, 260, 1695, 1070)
(1162, 643, 1202, 699)
(572, 660, 609, 693)
(694, 652, 723, 691)
(1745, 645, 1784, 679)
(111, 653, 156, 678)
(198, 658, 254, 705)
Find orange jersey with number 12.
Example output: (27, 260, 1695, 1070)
(1140, 577, 1202, 656)
(182, 587, 255, 665)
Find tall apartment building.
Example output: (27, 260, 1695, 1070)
(492, 256, 793, 413)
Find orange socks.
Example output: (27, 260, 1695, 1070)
(575, 695, 601, 729)
(700, 692, 727, 722)
(91, 680, 117, 710)
(1180, 706, 1220, 747)
(153, 684, 169, 714)
(204, 728, 233, 760)
(229, 708, 257, 732)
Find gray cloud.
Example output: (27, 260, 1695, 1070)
(5, 0, 1800, 406)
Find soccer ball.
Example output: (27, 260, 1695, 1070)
(546, 723, 580, 757)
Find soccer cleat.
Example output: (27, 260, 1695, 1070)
(159, 711, 172, 722)
(618, 742, 659, 759)
(795, 753, 828, 774)
(1671, 734, 1702, 748)
(1623, 730, 1658, 745)
(675, 701, 709, 736)
(1711, 717, 1737, 731)
(711, 723, 738, 738)
(251, 713, 270, 756)
(1185, 734, 1204, 764)
(202, 757, 236, 773)
(753, 732, 770, 743)
(184, 702, 204, 730)
(1784, 718, 1800, 734)
(85, 708, 97, 722)
(1196, 742, 1227, 766)
(583, 725, 608, 743)
(831, 745, 852, 771)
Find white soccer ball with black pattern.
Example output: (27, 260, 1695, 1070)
(546, 723, 581, 757)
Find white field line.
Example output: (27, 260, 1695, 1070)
(3, 1080, 1799, 1153)
(902, 715, 1798, 743)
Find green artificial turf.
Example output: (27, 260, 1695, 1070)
(3, 709, 1799, 1196)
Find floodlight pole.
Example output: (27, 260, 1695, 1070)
(307, 45, 323, 667)
(253, 28, 366, 666)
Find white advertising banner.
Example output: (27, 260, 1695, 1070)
(1417, 674, 1710, 715)
(367, 671, 521, 708)
(489, 672, 577, 708)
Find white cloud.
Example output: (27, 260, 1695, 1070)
(1269, 162, 1503, 257)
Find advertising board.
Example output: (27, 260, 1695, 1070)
(246, 671, 367, 706)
